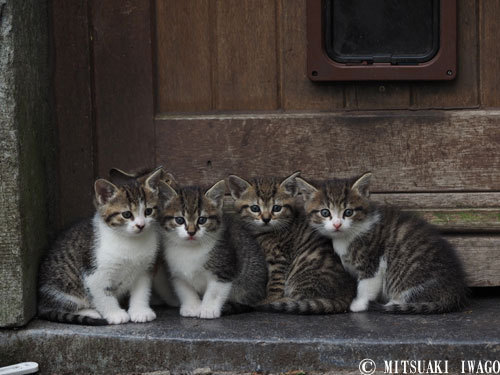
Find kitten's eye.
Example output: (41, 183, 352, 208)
(174, 217, 185, 225)
(320, 209, 330, 218)
(272, 205, 282, 213)
(250, 205, 261, 213)
(122, 211, 133, 219)
(144, 208, 153, 216)
(198, 217, 207, 225)
(344, 209, 354, 217)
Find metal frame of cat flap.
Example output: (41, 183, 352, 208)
(307, 0, 457, 81)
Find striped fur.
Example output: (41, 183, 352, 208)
(38, 310, 107, 326)
(158, 181, 268, 318)
(227, 174, 356, 315)
(298, 173, 469, 314)
(38, 169, 164, 325)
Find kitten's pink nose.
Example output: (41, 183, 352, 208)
(136, 224, 145, 231)
(333, 222, 342, 230)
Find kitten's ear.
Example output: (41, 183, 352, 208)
(158, 181, 178, 202)
(163, 172, 177, 186)
(206, 180, 226, 208)
(95, 179, 119, 204)
(295, 177, 318, 200)
(144, 167, 165, 192)
(351, 172, 372, 198)
(227, 175, 251, 200)
(280, 171, 301, 196)
(109, 168, 135, 186)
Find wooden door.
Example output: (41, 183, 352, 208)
(53, 0, 500, 286)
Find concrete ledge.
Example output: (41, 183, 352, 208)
(1, 298, 499, 374)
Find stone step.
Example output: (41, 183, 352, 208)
(1, 298, 499, 374)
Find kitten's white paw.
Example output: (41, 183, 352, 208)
(180, 303, 201, 318)
(129, 307, 157, 323)
(76, 309, 102, 319)
(350, 298, 369, 312)
(199, 306, 222, 319)
(105, 309, 130, 324)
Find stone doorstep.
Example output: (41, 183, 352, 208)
(0, 298, 499, 375)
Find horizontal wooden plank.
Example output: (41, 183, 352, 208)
(448, 235, 500, 287)
(156, 110, 500, 191)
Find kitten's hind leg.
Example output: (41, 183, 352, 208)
(350, 276, 383, 312)
(76, 309, 102, 319)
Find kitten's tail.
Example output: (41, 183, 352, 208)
(255, 297, 349, 315)
(368, 298, 467, 314)
(38, 310, 108, 325)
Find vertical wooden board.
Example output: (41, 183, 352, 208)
(155, 0, 212, 113)
(345, 83, 411, 110)
(412, 0, 478, 109)
(91, 0, 155, 177)
(281, 0, 344, 110)
(52, 0, 95, 228)
(479, 1, 500, 107)
(215, 0, 278, 110)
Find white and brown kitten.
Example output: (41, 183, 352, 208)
(37, 168, 164, 325)
(297, 172, 468, 314)
(159, 181, 267, 319)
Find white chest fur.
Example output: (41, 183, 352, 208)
(90, 215, 158, 296)
(163, 233, 218, 295)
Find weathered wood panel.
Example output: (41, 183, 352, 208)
(345, 83, 411, 110)
(91, 0, 155, 177)
(155, 0, 212, 112)
(412, 0, 479, 109)
(449, 235, 500, 286)
(215, 0, 278, 110)
(479, 0, 500, 107)
(156, 110, 500, 190)
(281, 0, 344, 110)
(52, 0, 95, 228)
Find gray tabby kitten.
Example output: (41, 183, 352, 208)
(159, 180, 267, 319)
(227, 172, 356, 314)
(297, 172, 468, 314)
(38, 168, 164, 325)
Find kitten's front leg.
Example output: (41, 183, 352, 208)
(350, 275, 383, 312)
(172, 277, 202, 317)
(199, 279, 232, 319)
(128, 273, 156, 323)
(86, 274, 130, 324)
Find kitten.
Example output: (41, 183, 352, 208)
(297, 172, 468, 314)
(37, 168, 164, 325)
(159, 180, 267, 319)
(227, 172, 356, 314)
(109, 166, 181, 308)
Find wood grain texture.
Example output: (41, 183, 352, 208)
(479, 0, 500, 107)
(52, 0, 95, 228)
(215, 0, 278, 110)
(412, 0, 479, 109)
(449, 235, 500, 286)
(281, 0, 344, 110)
(155, 0, 212, 112)
(91, 0, 155, 177)
(156, 110, 500, 191)
(345, 83, 411, 110)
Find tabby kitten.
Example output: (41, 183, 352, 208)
(159, 180, 267, 319)
(38, 168, 164, 325)
(227, 172, 356, 314)
(297, 172, 468, 314)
